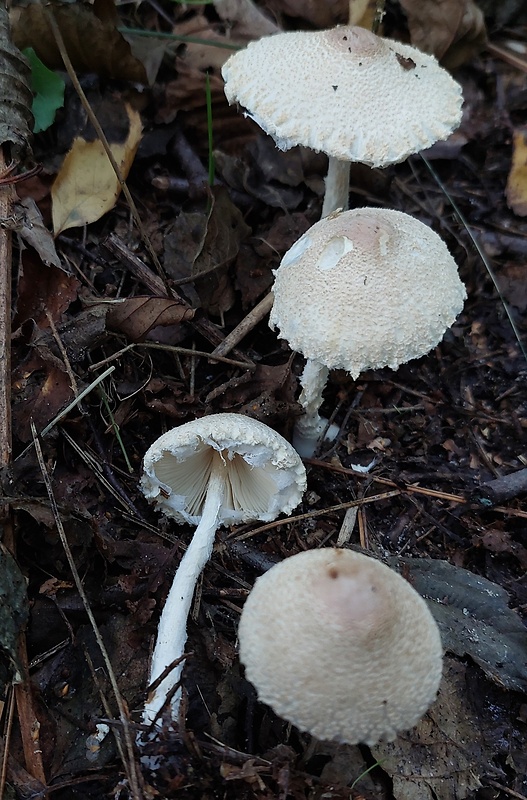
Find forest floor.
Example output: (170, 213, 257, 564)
(2, 1, 527, 799)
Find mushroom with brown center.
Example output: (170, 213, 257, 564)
(222, 25, 463, 216)
(238, 548, 443, 745)
(140, 413, 306, 728)
(269, 207, 467, 456)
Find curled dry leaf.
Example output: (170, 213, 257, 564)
(14, 197, 63, 270)
(52, 103, 142, 236)
(105, 297, 195, 341)
(400, 0, 487, 67)
(11, 2, 147, 83)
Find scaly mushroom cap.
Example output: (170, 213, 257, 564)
(239, 548, 443, 745)
(222, 25, 463, 167)
(269, 207, 466, 378)
(141, 413, 306, 525)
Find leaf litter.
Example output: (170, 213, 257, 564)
(1, 1, 527, 799)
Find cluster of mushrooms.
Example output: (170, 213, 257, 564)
(138, 23, 467, 754)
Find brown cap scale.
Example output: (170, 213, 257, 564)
(238, 548, 443, 745)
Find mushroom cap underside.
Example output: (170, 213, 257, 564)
(140, 413, 307, 525)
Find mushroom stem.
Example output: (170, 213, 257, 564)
(293, 359, 339, 457)
(321, 157, 351, 217)
(142, 454, 225, 728)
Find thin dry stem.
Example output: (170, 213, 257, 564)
(31, 423, 144, 800)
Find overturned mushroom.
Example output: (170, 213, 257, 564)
(140, 413, 306, 728)
(269, 207, 467, 456)
(239, 548, 443, 745)
(222, 25, 463, 215)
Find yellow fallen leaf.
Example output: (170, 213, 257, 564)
(52, 103, 142, 235)
(506, 127, 527, 217)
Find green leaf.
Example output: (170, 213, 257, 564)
(23, 46, 65, 133)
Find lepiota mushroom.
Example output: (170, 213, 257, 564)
(269, 207, 467, 456)
(238, 548, 443, 745)
(140, 413, 306, 728)
(222, 25, 463, 216)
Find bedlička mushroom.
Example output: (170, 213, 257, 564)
(238, 548, 443, 744)
(139, 413, 306, 728)
(222, 25, 463, 216)
(269, 207, 467, 456)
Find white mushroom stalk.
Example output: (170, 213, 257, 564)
(222, 25, 463, 217)
(239, 548, 443, 745)
(139, 414, 306, 730)
(269, 208, 467, 457)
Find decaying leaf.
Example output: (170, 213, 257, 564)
(505, 127, 527, 216)
(172, 13, 242, 73)
(391, 556, 527, 692)
(192, 187, 251, 316)
(0, 544, 29, 682)
(164, 187, 251, 317)
(105, 297, 195, 341)
(12, 2, 147, 83)
(52, 103, 142, 235)
(0, 5, 33, 156)
(12, 353, 73, 442)
(373, 659, 487, 800)
(400, 0, 487, 67)
(213, 0, 279, 40)
(14, 197, 63, 270)
(14, 251, 79, 329)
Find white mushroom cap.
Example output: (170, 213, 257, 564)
(141, 413, 306, 526)
(222, 25, 463, 168)
(238, 548, 443, 745)
(269, 207, 466, 379)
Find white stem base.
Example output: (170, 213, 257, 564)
(322, 157, 350, 218)
(293, 360, 339, 458)
(141, 457, 224, 731)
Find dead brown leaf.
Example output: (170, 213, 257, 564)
(105, 297, 195, 341)
(474, 528, 527, 569)
(192, 187, 251, 316)
(400, 0, 487, 67)
(498, 263, 527, 311)
(14, 251, 80, 330)
(12, 354, 72, 442)
(164, 187, 251, 316)
(12, 2, 147, 82)
(373, 659, 486, 800)
(52, 103, 142, 235)
(505, 127, 527, 216)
